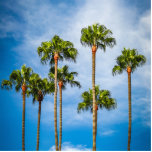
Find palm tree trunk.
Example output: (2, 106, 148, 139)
(92, 46, 96, 151)
(59, 85, 62, 151)
(36, 101, 41, 151)
(22, 90, 25, 151)
(54, 53, 59, 151)
(127, 71, 132, 151)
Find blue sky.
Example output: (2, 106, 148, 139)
(0, 0, 151, 151)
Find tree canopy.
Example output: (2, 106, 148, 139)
(80, 23, 116, 51)
(37, 35, 78, 66)
(27, 73, 54, 103)
(112, 48, 146, 75)
(49, 65, 81, 90)
(77, 85, 116, 113)
(1, 64, 33, 92)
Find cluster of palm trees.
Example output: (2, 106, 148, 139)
(1, 23, 146, 151)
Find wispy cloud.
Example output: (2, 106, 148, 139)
(100, 130, 116, 136)
(49, 142, 91, 151)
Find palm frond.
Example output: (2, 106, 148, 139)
(80, 23, 116, 51)
(69, 80, 81, 88)
(28, 73, 54, 102)
(112, 65, 123, 76)
(37, 35, 78, 66)
(37, 41, 53, 64)
(1, 80, 12, 90)
(112, 48, 146, 74)
(49, 65, 81, 89)
(77, 102, 92, 113)
(9, 70, 22, 85)
(77, 85, 116, 113)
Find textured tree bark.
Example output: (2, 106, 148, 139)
(54, 53, 59, 151)
(59, 84, 62, 151)
(36, 101, 41, 151)
(92, 45, 96, 151)
(127, 68, 132, 151)
(95, 104, 98, 136)
(22, 84, 26, 151)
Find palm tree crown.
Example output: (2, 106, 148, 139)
(77, 85, 116, 112)
(49, 65, 81, 89)
(37, 35, 78, 66)
(112, 48, 146, 75)
(27, 73, 54, 102)
(80, 23, 116, 50)
(1, 64, 33, 92)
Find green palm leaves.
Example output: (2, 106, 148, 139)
(27, 73, 54, 102)
(1, 64, 33, 92)
(112, 48, 146, 75)
(78, 86, 116, 112)
(80, 23, 116, 50)
(49, 65, 81, 89)
(37, 35, 78, 65)
(1, 80, 12, 90)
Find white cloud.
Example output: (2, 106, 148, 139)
(49, 142, 91, 151)
(100, 130, 116, 136)
(132, 95, 151, 127)
(1, 0, 150, 128)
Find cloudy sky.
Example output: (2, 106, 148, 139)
(0, 0, 151, 151)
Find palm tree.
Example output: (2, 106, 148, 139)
(1, 64, 33, 151)
(37, 35, 78, 150)
(78, 86, 116, 137)
(80, 23, 116, 150)
(27, 73, 54, 151)
(112, 48, 146, 150)
(49, 65, 81, 151)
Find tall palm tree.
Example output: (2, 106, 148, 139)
(27, 73, 54, 151)
(1, 64, 33, 151)
(112, 48, 146, 150)
(49, 65, 81, 151)
(80, 23, 116, 150)
(77, 86, 116, 136)
(37, 35, 78, 150)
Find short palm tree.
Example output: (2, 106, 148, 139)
(80, 23, 116, 150)
(1, 64, 33, 151)
(49, 65, 81, 151)
(112, 48, 146, 150)
(78, 86, 116, 137)
(27, 73, 54, 151)
(37, 35, 78, 150)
